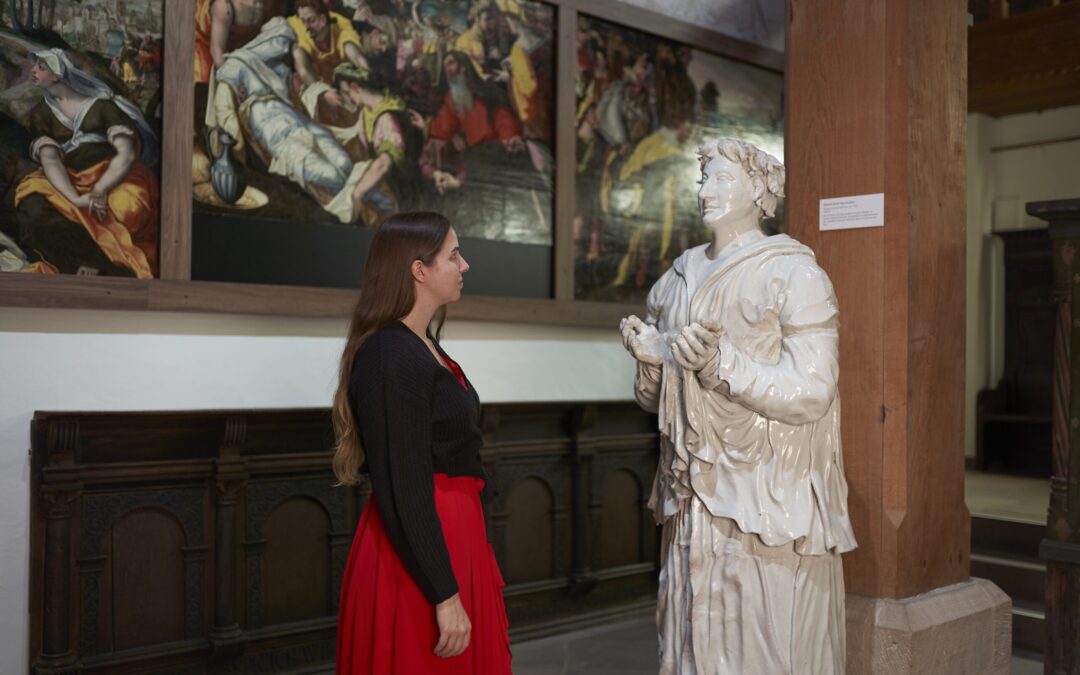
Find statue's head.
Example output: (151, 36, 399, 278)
(697, 138, 785, 231)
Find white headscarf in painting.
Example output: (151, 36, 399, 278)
(31, 48, 159, 166)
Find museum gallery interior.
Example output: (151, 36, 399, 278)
(0, 0, 1078, 673)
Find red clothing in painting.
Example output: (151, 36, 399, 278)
(427, 95, 521, 148)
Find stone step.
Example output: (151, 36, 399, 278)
(970, 552, 1045, 605)
(1012, 602, 1045, 654)
(971, 513, 1044, 559)
(970, 513, 1046, 654)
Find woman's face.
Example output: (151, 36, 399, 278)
(421, 227, 470, 305)
(29, 59, 59, 88)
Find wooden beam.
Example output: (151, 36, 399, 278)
(159, 0, 194, 280)
(543, 0, 783, 72)
(553, 5, 577, 301)
(788, 0, 968, 599)
(969, 2, 1080, 117)
(0, 273, 639, 328)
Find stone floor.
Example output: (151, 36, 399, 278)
(510, 616, 1045, 674)
(965, 470, 1048, 524)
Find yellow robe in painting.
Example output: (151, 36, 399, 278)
(610, 128, 683, 287)
(287, 12, 362, 85)
(14, 99, 159, 278)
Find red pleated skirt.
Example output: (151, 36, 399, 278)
(336, 474, 512, 674)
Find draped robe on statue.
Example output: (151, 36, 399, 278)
(635, 233, 857, 675)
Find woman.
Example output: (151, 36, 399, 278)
(14, 48, 159, 277)
(332, 212, 512, 675)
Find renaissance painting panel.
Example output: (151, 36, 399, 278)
(192, 0, 554, 291)
(574, 15, 784, 303)
(0, 0, 163, 279)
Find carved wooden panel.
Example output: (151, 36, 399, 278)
(30, 402, 659, 671)
(598, 469, 643, 569)
(109, 509, 187, 650)
(262, 498, 332, 625)
(505, 478, 556, 583)
(78, 486, 209, 657)
(243, 475, 349, 629)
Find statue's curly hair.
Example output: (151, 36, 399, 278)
(698, 138, 785, 218)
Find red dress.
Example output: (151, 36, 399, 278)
(336, 359, 512, 674)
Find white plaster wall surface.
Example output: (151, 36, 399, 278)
(0, 308, 634, 673)
(611, 0, 784, 52)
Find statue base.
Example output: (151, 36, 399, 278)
(846, 578, 1011, 674)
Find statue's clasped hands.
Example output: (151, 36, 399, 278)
(620, 316, 722, 372)
(672, 321, 722, 372)
(620, 315, 666, 366)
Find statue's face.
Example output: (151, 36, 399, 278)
(698, 154, 758, 230)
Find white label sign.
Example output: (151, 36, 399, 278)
(819, 193, 885, 231)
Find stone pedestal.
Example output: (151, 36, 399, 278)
(846, 578, 1011, 675)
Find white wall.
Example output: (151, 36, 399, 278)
(965, 104, 1080, 459)
(0, 2, 785, 669)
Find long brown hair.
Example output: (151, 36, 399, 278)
(332, 212, 451, 485)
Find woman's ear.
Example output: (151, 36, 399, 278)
(411, 259, 426, 283)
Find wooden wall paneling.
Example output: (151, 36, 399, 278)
(29, 404, 662, 669)
(159, 0, 195, 280)
(569, 405, 597, 590)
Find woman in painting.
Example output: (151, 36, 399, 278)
(13, 48, 159, 277)
(332, 62, 424, 224)
(333, 212, 512, 675)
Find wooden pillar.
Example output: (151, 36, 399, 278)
(209, 418, 246, 661)
(1031, 198, 1080, 675)
(786, 0, 1011, 672)
(34, 488, 79, 674)
(568, 406, 598, 595)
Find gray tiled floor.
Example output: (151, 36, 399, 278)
(511, 616, 1045, 674)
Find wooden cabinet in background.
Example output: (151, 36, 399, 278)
(975, 228, 1054, 476)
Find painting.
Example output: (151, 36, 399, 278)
(191, 0, 555, 277)
(0, 0, 163, 278)
(573, 15, 784, 303)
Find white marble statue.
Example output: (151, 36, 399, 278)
(620, 138, 857, 675)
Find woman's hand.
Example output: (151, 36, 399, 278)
(434, 593, 471, 658)
(70, 192, 93, 210)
